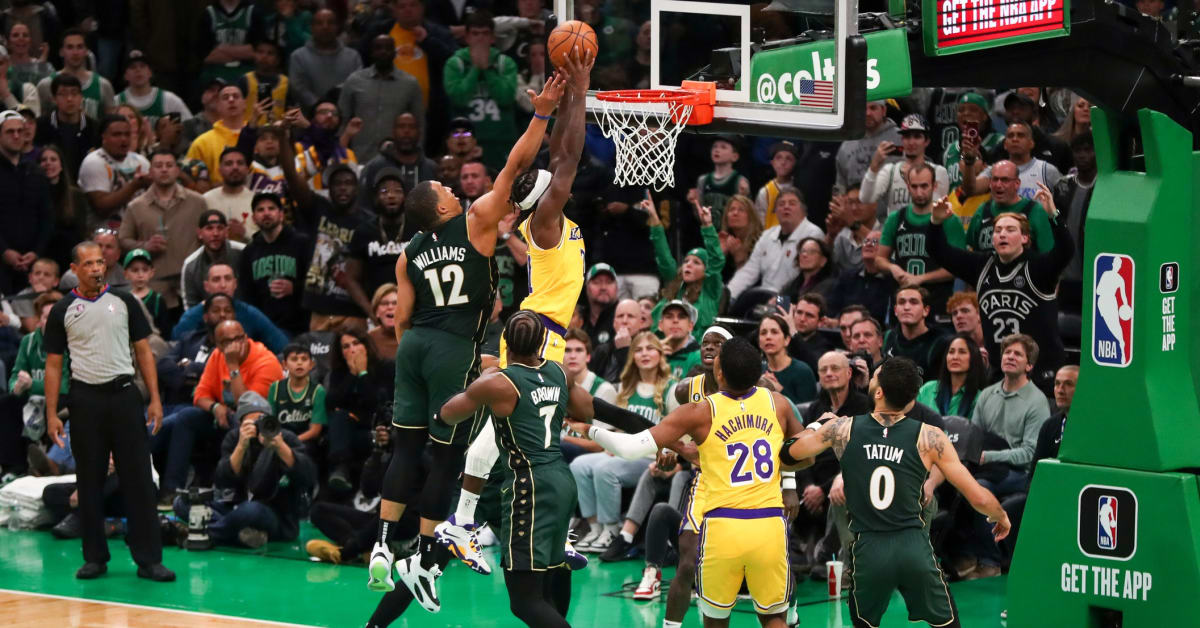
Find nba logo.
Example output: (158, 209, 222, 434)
(1097, 496, 1118, 550)
(1092, 253, 1134, 367)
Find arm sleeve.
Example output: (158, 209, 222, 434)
(193, 353, 225, 405)
(649, 224, 677, 282)
(592, 397, 655, 432)
(1028, 218, 1075, 293)
(43, 303, 67, 354)
(592, 428, 659, 460)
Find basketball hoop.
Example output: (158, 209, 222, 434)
(594, 81, 715, 191)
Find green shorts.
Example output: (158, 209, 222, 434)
(392, 326, 485, 445)
(847, 528, 956, 628)
(500, 461, 576, 572)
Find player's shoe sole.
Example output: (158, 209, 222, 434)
(367, 543, 395, 592)
(434, 518, 492, 575)
(564, 540, 589, 570)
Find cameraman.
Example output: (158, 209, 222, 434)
(177, 391, 316, 548)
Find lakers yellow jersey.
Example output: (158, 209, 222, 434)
(687, 374, 707, 403)
(696, 387, 784, 516)
(517, 215, 585, 330)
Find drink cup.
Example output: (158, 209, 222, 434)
(826, 560, 844, 598)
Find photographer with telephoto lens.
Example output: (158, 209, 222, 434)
(173, 391, 316, 549)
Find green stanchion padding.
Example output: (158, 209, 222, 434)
(1059, 108, 1200, 471)
(1008, 461, 1200, 626)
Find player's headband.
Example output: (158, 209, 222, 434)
(518, 169, 553, 211)
(703, 326, 732, 341)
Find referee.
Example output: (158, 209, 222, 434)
(43, 242, 175, 582)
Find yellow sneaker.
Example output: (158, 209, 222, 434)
(306, 539, 343, 564)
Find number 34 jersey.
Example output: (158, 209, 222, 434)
(405, 213, 498, 343)
(696, 387, 784, 516)
(841, 414, 928, 533)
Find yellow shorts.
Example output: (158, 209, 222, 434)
(680, 471, 703, 534)
(498, 321, 566, 367)
(696, 508, 792, 618)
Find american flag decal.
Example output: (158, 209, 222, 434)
(798, 79, 834, 109)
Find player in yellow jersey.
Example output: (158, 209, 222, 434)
(434, 49, 595, 575)
(570, 337, 808, 627)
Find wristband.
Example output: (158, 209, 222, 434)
(806, 421, 823, 431)
(587, 425, 598, 440)
(781, 472, 797, 490)
(533, 112, 552, 121)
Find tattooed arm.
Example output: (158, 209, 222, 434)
(784, 415, 853, 465)
(918, 424, 1011, 541)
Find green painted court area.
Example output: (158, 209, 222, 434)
(0, 526, 1009, 626)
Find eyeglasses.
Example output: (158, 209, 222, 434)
(450, 131, 473, 138)
(863, 238, 880, 246)
(992, 176, 1019, 183)
(93, 227, 118, 236)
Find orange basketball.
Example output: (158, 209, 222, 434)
(547, 20, 598, 68)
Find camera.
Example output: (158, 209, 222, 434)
(256, 413, 282, 441)
(849, 349, 874, 375)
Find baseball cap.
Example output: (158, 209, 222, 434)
(199, 209, 227, 228)
(125, 49, 150, 70)
(0, 110, 23, 127)
(324, 162, 358, 185)
(957, 92, 990, 113)
(586, 263, 616, 282)
(234, 391, 273, 424)
(768, 140, 798, 158)
(662, 299, 698, 324)
(122, 248, 153, 268)
(711, 133, 742, 151)
(899, 113, 929, 134)
(448, 117, 474, 134)
(204, 77, 228, 92)
(1003, 91, 1037, 111)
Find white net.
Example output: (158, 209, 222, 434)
(594, 95, 694, 191)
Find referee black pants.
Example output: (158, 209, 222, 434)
(69, 377, 162, 567)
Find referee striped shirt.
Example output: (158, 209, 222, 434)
(43, 287, 151, 385)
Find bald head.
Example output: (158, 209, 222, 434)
(215, 320, 245, 343)
(613, 298, 642, 334)
(817, 351, 852, 392)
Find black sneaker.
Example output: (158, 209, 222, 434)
(156, 488, 176, 512)
(137, 563, 176, 582)
(52, 513, 83, 539)
(599, 535, 634, 562)
(328, 465, 353, 494)
(75, 562, 107, 579)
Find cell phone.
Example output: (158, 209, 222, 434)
(965, 127, 979, 140)
(258, 83, 273, 103)
(166, 112, 182, 124)
(887, 145, 903, 156)
(775, 295, 792, 311)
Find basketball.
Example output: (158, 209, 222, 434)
(547, 20, 598, 68)
(1119, 304, 1132, 320)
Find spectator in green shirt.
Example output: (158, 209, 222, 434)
(657, 300, 702, 381)
(442, 10, 518, 171)
(916, 333, 989, 418)
(758, 313, 817, 404)
(644, 198, 724, 339)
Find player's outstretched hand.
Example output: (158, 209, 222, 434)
(565, 419, 592, 439)
(989, 512, 1012, 542)
(562, 46, 595, 94)
(530, 72, 569, 117)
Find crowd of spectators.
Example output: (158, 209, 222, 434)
(0, 0, 1100, 595)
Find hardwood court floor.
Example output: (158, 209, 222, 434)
(0, 526, 1010, 626)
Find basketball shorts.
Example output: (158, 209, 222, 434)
(847, 528, 955, 628)
(679, 471, 703, 534)
(392, 326, 485, 445)
(500, 461, 576, 572)
(499, 314, 567, 367)
(696, 507, 792, 618)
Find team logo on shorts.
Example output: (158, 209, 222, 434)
(1078, 485, 1137, 560)
(1092, 253, 1134, 367)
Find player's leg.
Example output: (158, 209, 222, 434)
(695, 518, 741, 628)
(435, 417, 499, 575)
(545, 566, 573, 616)
(371, 330, 432, 592)
(895, 528, 960, 628)
(666, 471, 703, 625)
(504, 570, 570, 627)
(744, 515, 792, 628)
(364, 587, 416, 628)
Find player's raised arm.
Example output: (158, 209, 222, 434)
(440, 372, 518, 425)
(567, 402, 707, 460)
(392, 251, 415, 345)
(919, 423, 1011, 541)
(468, 73, 569, 237)
(528, 50, 594, 248)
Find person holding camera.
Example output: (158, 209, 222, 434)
(174, 391, 316, 549)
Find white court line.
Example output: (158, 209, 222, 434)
(0, 588, 316, 627)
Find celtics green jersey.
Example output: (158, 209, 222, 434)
(943, 132, 1004, 190)
(50, 70, 103, 120)
(405, 214, 497, 343)
(842, 414, 928, 533)
(880, 205, 966, 277)
(494, 360, 569, 469)
(116, 88, 166, 126)
(622, 381, 674, 425)
(268, 378, 327, 433)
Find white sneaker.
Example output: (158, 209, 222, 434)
(585, 527, 616, 554)
(633, 566, 661, 600)
(574, 527, 602, 552)
(367, 542, 395, 592)
(477, 526, 498, 547)
(786, 601, 799, 627)
(434, 515, 491, 575)
(396, 553, 443, 613)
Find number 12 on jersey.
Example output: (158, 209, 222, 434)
(727, 438, 775, 485)
(423, 264, 468, 306)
